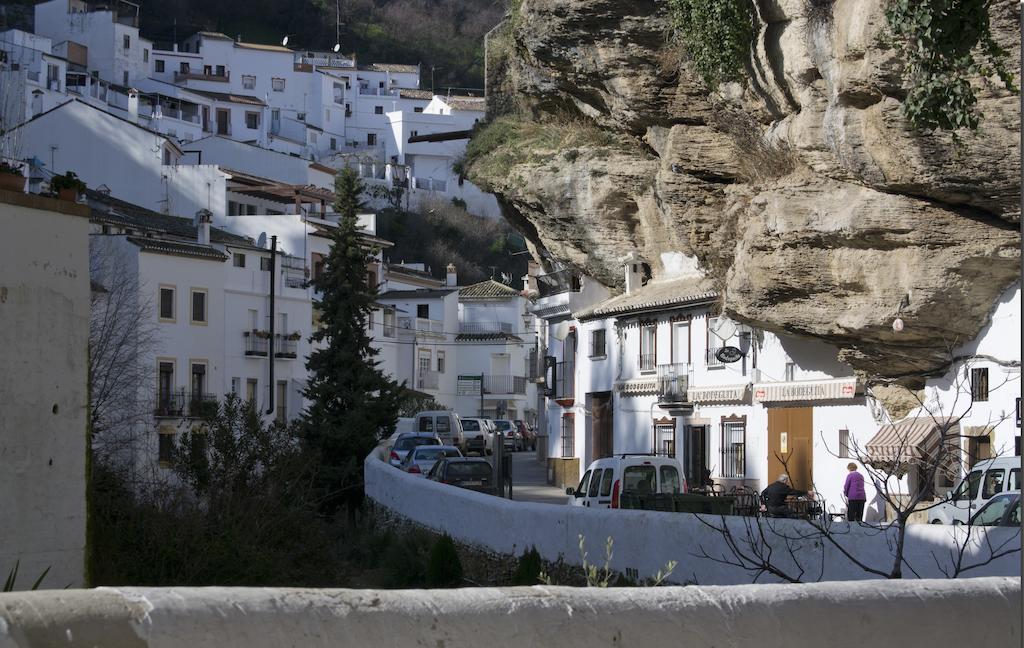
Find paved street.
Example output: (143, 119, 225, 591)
(510, 450, 569, 505)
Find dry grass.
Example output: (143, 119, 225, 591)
(709, 107, 799, 184)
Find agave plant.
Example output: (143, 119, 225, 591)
(2, 561, 51, 592)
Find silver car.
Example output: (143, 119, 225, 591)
(388, 432, 442, 467)
(400, 445, 463, 477)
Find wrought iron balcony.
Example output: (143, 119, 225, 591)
(483, 375, 527, 395)
(552, 361, 574, 400)
(656, 363, 691, 404)
(244, 330, 269, 356)
(275, 335, 298, 359)
(535, 269, 582, 298)
(188, 393, 218, 419)
(155, 389, 186, 418)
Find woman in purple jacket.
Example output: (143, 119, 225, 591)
(843, 462, 866, 521)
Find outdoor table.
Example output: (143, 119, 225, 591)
(785, 496, 822, 520)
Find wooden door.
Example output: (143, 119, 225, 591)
(216, 108, 230, 135)
(767, 407, 813, 491)
(592, 392, 613, 459)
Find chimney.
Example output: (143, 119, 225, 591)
(196, 209, 212, 245)
(624, 262, 645, 295)
(446, 263, 457, 287)
(127, 88, 139, 120)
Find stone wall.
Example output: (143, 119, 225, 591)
(0, 579, 1018, 647)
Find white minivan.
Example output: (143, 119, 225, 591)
(930, 456, 1020, 524)
(567, 455, 687, 508)
(413, 410, 465, 450)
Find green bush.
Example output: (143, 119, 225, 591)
(510, 546, 542, 585)
(425, 534, 464, 588)
(668, 0, 754, 87)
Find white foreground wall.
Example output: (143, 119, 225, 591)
(0, 579, 1018, 648)
(365, 453, 1020, 585)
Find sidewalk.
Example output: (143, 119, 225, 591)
(510, 450, 569, 505)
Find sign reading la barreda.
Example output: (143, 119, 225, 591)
(753, 377, 857, 403)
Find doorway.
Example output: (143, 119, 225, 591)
(767, 407, 813, 491)
(682, 424, 709, 488)
(216, 108, 230, 135)
(591, 392, 613, 460)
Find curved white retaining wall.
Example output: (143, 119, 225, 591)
(0, 579, 1018, 648)
(365, 454, 1021, 585)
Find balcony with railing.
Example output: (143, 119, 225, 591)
(281, 255, 308, 289)
(295, 52, 356, 68)
(483, 375, 527, 395)
(552, 361, 575, 400)
(398, 316, 445, 337)
(656, 363, 691, 404)
(174, 70, 229, 83)
(639, 353, 657, 373)
(536, 269, 582, 298)
(417, 369, 440, 391)
(459, 322, 514, 335)
(706, 346, 726, 368)
(155, 389, 186, 418)
(721, 445, 745, 479)
(275, 335, 298, 359)
(188, 392, 219, 419)
(244, 331, 269, 356)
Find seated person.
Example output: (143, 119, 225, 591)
(701, 468, 715, 490)
(761, 474, 808, 517)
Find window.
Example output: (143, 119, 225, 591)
(982, 469, 1005, 500)
(180, 62, 190, 74)
(190, 363, 206, 400)
(233, 253, 246, 268)
(260, 257, 273, 271)
(215, 65, 225, 77)
(410, 130, 418, 138)
(276, 381, 288, 423)
(838, 429, 851, 459)
(271, 77, 285, 91)
(123, 34, 131, 50)
(414, 106, 423, 113)
(418, 353, 432, 375)
(367, 133, 377, 146)
(721, 419, 746, 479)
(158, 431, 174, 465)
(203, 65, 213, 76)
(231, 377, 240, 394)
(660, 466, 682, 494)
(330, 137, 337, 150)
(437, 351, 446, 374)
(588, 469, 605, 497)
(784, 362, 796, 382)
(159, 286, 175, 320)
(374, 105, 383, 115)
(576, 470, 591, 496)
(561, 413, 574, 458)
(245, 111, 260, 129)
(623, 465, 657, 493)
(417, 304, 429, 319)
(366, 269, 377, 291)
(590, 329, 606, 358)
(384, 308, 396, 337)
(123, 70, 129, 86)
(241, 74, 256, 89)
(246, 378, 258, 404)
(155, 59, 165, 73)
(378, 80, 385, 88)
(190, 289, 207, 324)
(640, 324, 656, 372)
(600, 469, 615, 497)
(974, 495, 1014, 526)
(157, 361, 175, 412)
(143, 49, 149, 63)
(971, 367, 989, 402)
(162, 147, 172, 165)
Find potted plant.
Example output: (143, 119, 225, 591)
(49, 171, 86, 202)
(0, 161, 24, 193)
(286, 331, 302, 341)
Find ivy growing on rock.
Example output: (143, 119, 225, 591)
(668, 0, 755, 87)
(886, 0, 1016, 131)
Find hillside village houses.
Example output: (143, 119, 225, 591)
(1, 0, 498, 217)
(531, 253, 1022, 520)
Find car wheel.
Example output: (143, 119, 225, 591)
(952, 520, 963, 526)
(930, 519, 942, 524)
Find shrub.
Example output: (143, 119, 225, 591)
(510, 546, 542, 585)
(668, 0, 755, 87)
(425, 534, 464, 588)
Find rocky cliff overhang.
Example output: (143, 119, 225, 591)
(469, 0, 1021, 380)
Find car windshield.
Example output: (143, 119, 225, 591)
(395, 436, 439, 451)
(493, 421, 513, 431)
(623, 465, 657, 494)
(448, 462, 492, 479)
(414, 447, 458, 461)
(462, 419, 481, 432)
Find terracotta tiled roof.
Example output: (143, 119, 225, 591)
(235, 41, 293, 53)
(456, 332, 523, 342)
(197, 31, 233, 41)
(575, 277, 719, 321)
(126, 236, 229, 261)
(378, 288, 456, 300)
(188, 89, 266, 106)
(398, 89, 433, 100)
(459, 280, 521, 300)
(445, 96, 485, 112)
(86, 189, 250, 246)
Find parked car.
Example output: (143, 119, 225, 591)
(930, 457, 1020, 524)
(426, 457, 497, 495)
(514, 420, 535, 451)
(491, 419, 519, 451)
(413, 410, 465, 449)
(459, 417, 495, 455)
(567, 455, 687, 508)
(388, 432, 442, 467)
(400, 445, 463, 477)
(969, 490, 1020, 526)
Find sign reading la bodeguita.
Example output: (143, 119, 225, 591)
(753, 378, 857, 403)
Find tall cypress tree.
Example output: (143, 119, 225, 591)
(303, 167, 403, 516)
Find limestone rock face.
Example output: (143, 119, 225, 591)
(471, 0, 1021, 378)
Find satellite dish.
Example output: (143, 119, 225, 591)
(711, 317, 738, 342)
(257, 232, 267, 248)
(551, 321, 570, 341)
(281, 35, 290, 46)
(333, 43, 341, 53)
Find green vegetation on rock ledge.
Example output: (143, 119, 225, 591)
(886, 0, 1016, 131)
(667, 0, 754, 87)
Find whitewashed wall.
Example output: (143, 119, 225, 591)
(366, 453, 1021, 586)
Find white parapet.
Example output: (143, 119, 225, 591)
(0, 579, 1018, 648)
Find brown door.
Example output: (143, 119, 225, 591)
(202, 106, 210, 132)
(216, 108, 230, 135)
(767, 407, 813, 491)
(592, 392, 613, 460)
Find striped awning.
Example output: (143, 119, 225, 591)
(864, 417, 960, 466)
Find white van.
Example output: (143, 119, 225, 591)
(930, 456, 1021, 524)
(413, 410, 465, 449)
(567, 455, 687, 508)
